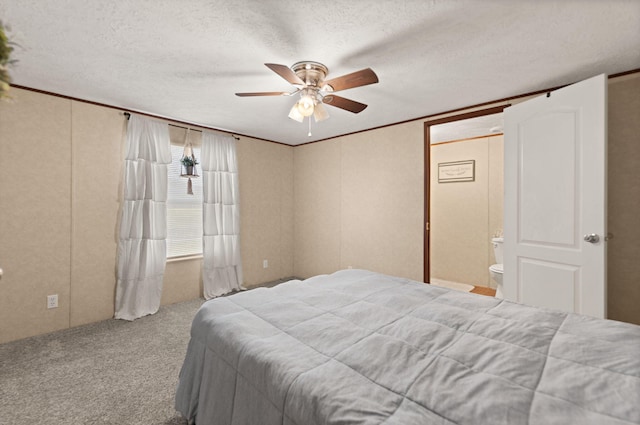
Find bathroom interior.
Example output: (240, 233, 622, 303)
(429, 112, 505, 296)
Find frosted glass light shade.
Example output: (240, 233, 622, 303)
(297, 95, 315, 117)
(288, 103, 304, 122)
(313, 102, 329, 122)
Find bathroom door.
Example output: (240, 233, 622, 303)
(503, 74, 607, 318)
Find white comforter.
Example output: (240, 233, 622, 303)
(175, 269, 640, 424)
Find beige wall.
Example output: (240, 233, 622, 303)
(0, 88, 294, 343)
(237, 137, 294, 286)
(294, 122, 424, 281)
(0, 90, 72, 342)
(70, 101, 126, 326)
(293, 139, 342, 278)
(430, 135, 504, 287)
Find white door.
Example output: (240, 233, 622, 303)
(503, 74, 607, 318)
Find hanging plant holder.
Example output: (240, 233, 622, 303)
(180, 129, 199, 194)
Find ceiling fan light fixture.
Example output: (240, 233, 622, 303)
(288, 103, 304, 122)
(237, 61, 378, 128)
(313, 102, 329, 122)
(296, 94, 315, 117)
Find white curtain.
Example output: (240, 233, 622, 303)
(201, 131, 243, 299)
(115, 114, 171, 320)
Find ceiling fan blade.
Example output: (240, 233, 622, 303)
(235, 91, 293, 97)
(265, 63, 305, 86)
(322, 68, 378, 92)
(322, 95, 368, 113)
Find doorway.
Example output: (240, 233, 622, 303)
(423, 106, 508, 286)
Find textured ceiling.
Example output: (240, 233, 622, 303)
(1, 0, 639, 145)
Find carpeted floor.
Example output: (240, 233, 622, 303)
(0, 297, 206, 425)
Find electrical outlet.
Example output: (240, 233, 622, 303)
(263, 259, 268, 269)
(47, 294, 58, 309)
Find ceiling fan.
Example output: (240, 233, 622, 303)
(235, 62, 378, 123)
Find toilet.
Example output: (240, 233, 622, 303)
(489, 237, 504, 298)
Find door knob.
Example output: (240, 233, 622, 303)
(583, 233, 600, 243)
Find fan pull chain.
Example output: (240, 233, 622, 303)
(308, 116, 312, 137)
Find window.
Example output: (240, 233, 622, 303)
(167, 143, 203, 258)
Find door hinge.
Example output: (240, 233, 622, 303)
(426, 222, 430, 232)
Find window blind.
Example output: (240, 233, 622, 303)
(167, 144, 203, 258)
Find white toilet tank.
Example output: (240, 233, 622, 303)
(492, 237, 504, 264)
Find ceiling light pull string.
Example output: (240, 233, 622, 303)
(308, 116, 312, 137)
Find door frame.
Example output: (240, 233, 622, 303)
(423, 105, 509, 283)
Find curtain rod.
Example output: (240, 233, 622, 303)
(123, 112, 239, 140)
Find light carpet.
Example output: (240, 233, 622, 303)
(0, 298, 205, 425)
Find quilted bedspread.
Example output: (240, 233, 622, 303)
(175, 269, 640, 425)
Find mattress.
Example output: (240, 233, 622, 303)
(175, 269, 640, 424)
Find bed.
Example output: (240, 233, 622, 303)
(175, 269, 640, 425)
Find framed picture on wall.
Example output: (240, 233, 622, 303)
(438, 160, 475, 183)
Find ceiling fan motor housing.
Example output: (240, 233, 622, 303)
(291, 61, 329, 88)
